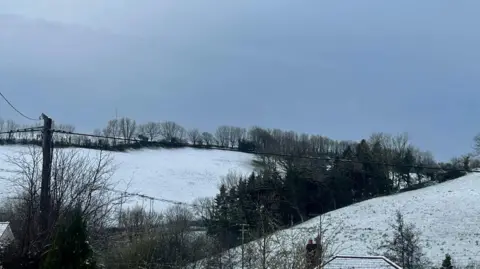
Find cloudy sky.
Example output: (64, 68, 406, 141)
(0, 0, 479, 161)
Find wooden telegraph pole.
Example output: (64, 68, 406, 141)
(238, 223, 249, 269)
(40, 113, 53, 234)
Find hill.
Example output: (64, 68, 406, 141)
(200, 172, 480, 267)
(0, 145, 256, 212)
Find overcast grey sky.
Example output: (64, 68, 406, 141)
(0, 0, 479, 161)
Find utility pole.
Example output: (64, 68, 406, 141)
(40, 113, 53, 235)
(308, 213, 323, 268)
(238, 223, 249, 269)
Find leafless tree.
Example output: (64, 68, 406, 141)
(471, 158, 480, 169)
(215, 126, 230, 148)
(105, 204, 211, 269)
(202, 132, 215, 146)
(137, 122, 161, 141)
(159, 121, 186, 141)
(392, 132, 410, 159)
(6, 120, 18, 132)
(0, 118, 5, 132)
(188, 128, 201, 145)
(228, 127, 246, 148)
(248, 126, 278, 153)
(253, 208, 281, 269)
(192, 197, 215, 221)
(0, 146, 124, 254)
(307, 214, 346, 268)
(119, 117, 136, 143)
(474, 133, 480, 157)
(118, 205, 162, 242)
(369, 132, 394, 162)
(50, 123, 76, 143)
(273, 229, 310, 269)
(220, 170, 243, 190)
(103, 119, 121, 145)
(53, 123, 75, 133)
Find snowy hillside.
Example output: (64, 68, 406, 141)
(0, 146, 255, 212)
(201, 173, 480, 267)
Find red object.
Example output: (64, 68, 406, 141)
(308, 239, 313, 245)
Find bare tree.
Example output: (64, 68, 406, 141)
(392, 132, 410, 159)
(0, 118, 5, 132)
(215, 126, 230, 148)
(307, 214, 346, 268)
(228, 127, 246, 148)
(202, 132, 215, 146)
(1, 146, 124, 254)
(236, 204, 285, 269)
(138, 122, 161, 141)
(220, 170, 243, 190)
(248, 126, 278, 153)
(119, 117, 136, 143)
(6, 120, 18, 132)
(273, 229, 310, 269)
(105, 204, 211, 269)
(103, 119, 121, 145)
(118, 205, 162, 241)
(159, 121, 186, 142)
(474, 133, 480, 157)
(53, 123, 75, 133)
(188, 128, 201, 145)
(192, 197, 215, 221)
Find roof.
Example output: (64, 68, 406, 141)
(321, 255, 402, 269)
(0, 222, 11, 241)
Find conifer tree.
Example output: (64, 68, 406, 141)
(41, 205, 97, 269)
(381, 210, 425, 269)
(441, 254, 453, 269)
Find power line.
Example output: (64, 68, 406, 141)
(0, 91, 39, 121)
(53, 129, 142, 142)
(105, 188, 197, 208)
(0, 127, 42, 135)
(51, 129, 477, 173)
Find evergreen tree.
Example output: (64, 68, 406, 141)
(328, 157, 354, 209)
(401, 147, 416, 188)
(463, 155, 471, 172)
(371, 140, 392, 195)
(41, 205, 97, 269)
(355, 139, 373, 199)
(441, 254, 453, 269)
(381, 210, 425, 269)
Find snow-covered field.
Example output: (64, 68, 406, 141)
(112, 147, 255, 211)
(0, 145, 256, 212)
(203, 173, 480, 267)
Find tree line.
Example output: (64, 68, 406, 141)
(199, 133, 477, 252)
(1, 115, 476, 179)
(0, 117, 479, 268)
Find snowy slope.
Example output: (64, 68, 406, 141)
(202, 173, 480, 267)
(0, 145, 255, 212)
(112, 147, 255, 211)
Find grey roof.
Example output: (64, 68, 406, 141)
(322, 256, 402, 269)
(0, 222, 10, 240)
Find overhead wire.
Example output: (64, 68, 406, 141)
(52, 129, 477, 173)
(0, 127, 475, 211)
(0, 127, 42, 135)
(2, 128, 475, 223)
(0, 91, 40, 121)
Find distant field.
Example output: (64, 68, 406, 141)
(0, 145, 256, 212)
